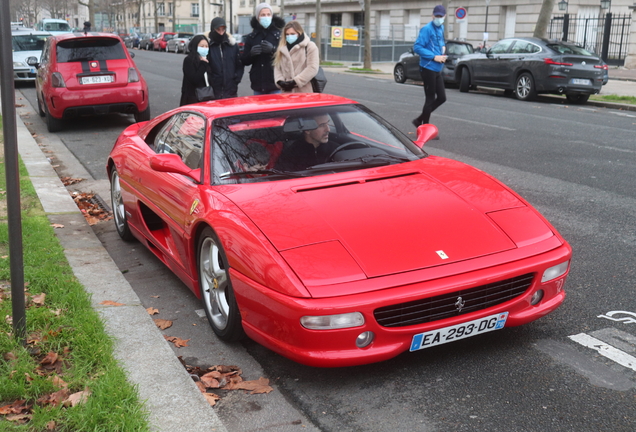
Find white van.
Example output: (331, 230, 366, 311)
(35, 19, 72, 35)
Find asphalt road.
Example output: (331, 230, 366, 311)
(17, 48, 636, 432)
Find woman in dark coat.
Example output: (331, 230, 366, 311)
(207, 17, 244, 99)
(240, 2, 285, 94)
(179, 35, 213, 106)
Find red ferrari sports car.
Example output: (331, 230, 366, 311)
(107, 94, 571, 367)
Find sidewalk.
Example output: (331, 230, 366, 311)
(4, 94, 228, 431)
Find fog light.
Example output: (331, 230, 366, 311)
(300, 312, 364, 330)
(356, 331, 375, 348)
(541, 260, 570, 282)
(530, 290, 544, 305)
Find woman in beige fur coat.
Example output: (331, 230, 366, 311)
(273, 21, 319, 93)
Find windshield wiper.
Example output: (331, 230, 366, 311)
(219, 169, 308, 179)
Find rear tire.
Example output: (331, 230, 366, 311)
(566, 94, 590, 104)
(110, 168, 134, 241)
(45, 106, 63, 133)
(394, 64, 407, 83)
(36, 92, 45, 117)
(134, 106, 151, 123)
(515, 73, 537, 101)
(459, 68, 470, 93)
(197, 227, 245, 341)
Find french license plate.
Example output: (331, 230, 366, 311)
(410, 312, 509, 352)
(80, 75, 113, 85)
(571, 78, 591, 85)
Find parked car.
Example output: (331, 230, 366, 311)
(152, 32, 175, 51)
(139, 33, 157, 50)
(456, 37, 605, 104)
(107, 93, 572, 367)
(124, 32, 141, 49)
(35, 32, 150, 132)
(11, 27, 51, 83)
(232, 33, 246, 54)
(166, 32, 194, 53)
(394, 40, 475, 86)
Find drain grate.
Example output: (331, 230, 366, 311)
(90, 194, 111, 213)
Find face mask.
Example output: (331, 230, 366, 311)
(197, 47, 209, 57)
(286, 34, 298, 45)
(259, 16, 272, 28)
(433, 17, 445, 27)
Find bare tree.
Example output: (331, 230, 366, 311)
(534, 0, 556, 38)
(363, 0, 370, 69)
(78, 0, 95, 29)
(10, 0, 42, 26)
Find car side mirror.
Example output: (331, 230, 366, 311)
(130, 52, 135, 58)
(412, 124, 438, 148)
(149, 153, 201, 182)
(26, 56, 39, 68)
(485, 49, 492, 57)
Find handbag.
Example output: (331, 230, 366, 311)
(311, 67, 327, 93)
(196, 72, 215, 102)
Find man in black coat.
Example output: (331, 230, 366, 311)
(208, 17, 244, 99)
(240, 2, 285, 95)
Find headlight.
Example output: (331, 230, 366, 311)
(300, 312, 364, 330)
(14, 62, 26, 67)
(541, 260, 569, 283)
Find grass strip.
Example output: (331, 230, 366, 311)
(0, 118, 150, 431)
(589, 94, 636, 105)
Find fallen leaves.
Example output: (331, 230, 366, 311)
(154, 318, 173, 330)
(179, 359, 274, 407)
(164, 335, 190, 347)
(146, 307, 159, 315)
(60, 177, 84, 186)
(100, 300, 125, 306)
(70, 192, 112, 225)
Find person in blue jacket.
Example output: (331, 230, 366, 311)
(412, 5, 448, 128)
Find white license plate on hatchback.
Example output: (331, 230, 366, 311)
(80, 75, 114, 85)
(571, 78, 591, 85)
(410, 312, 509, 352)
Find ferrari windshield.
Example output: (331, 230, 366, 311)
(212, 104, 426, 184)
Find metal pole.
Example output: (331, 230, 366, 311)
(601, 12, 612, 62)
(563, 13, 569, 41)
(0, 1, 27, 345)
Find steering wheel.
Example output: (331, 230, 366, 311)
(327, 141, 371, 161)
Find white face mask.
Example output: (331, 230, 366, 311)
(433, 17, 445, 27)
(286, 34, 298, 45)
(259, 16, 272, 28)
(197, 47, 209, 57)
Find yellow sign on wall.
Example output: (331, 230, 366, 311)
(344, 28, 359, 41)
(331, 26, 343, 48)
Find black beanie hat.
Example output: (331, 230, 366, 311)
(211, 17, 226, 31)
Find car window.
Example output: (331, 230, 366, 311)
(56, 38, 127, 62)
(490, 40, 514, 54)
(12, 35, 49, 52)
(547, 43, 595, 56)
(211, 105, 424, 184)
(43, 21, 71, 32)
(156, 113, 206, 170)
(447, 43, 473, 56)
(510, 41, 541, 54)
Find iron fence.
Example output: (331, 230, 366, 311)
(549, 13, 631, 65)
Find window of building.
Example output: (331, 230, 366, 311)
(168, 2, 174, 16)
(191, 3, 199, 17)
(157, 2, 165, 16)
(353, 12, 364, 26)
(330, 13, 342, 26)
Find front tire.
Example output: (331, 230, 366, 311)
(459, 68, 470, 93)
(566, 94, 590, 104)
(394, 64, 407, 83)
(110, 168, 134, 241)
(198, 227, 244, 341)
(515, 73, 536, 101)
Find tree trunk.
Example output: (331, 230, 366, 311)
(363, 0, 371, 69)
(534, 0, 555, 38)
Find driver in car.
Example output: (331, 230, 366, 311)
(275, 114, 338, 171)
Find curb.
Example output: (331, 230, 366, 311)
(14, 95, 228, 432)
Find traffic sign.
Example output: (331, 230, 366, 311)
(455, 7, 467, 20)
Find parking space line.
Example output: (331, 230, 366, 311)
(569, 333, 636, 372)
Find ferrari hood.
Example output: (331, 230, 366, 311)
(223, 162, 539, 281)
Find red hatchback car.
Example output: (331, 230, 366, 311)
(35, 32, 150, 132)
(108, 94, 572, 367)
(152, 32, 175, 51)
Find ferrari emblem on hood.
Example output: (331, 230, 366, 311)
(436, 250, 449, 259)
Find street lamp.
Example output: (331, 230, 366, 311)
(600, 0, 611, 9)
(558, 0, 568, 12)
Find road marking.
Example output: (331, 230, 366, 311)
(598, 310, 636, 324)
(610, 112, 636, 118)
(569, 333, 636, 372)
(437, 114, 516, 131)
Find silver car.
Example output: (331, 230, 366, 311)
(11, 28, 51, 82)
(166, 32, 194, 53)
